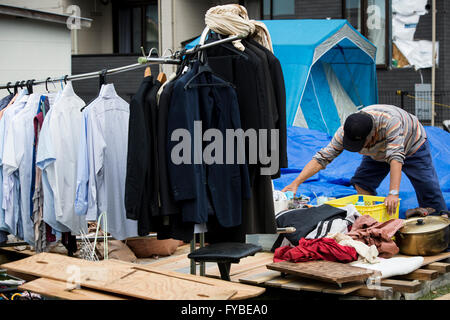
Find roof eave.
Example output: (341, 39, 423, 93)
(0, 4, 92, 28)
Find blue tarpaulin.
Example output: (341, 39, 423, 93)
(273, 126, 450, 218)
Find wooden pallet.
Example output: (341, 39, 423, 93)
(237, 252, 450, 299)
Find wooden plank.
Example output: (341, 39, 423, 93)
(397, 268, 439, 281)
(421, 252, 450, 265)
(267, 261, 374, 285)
(206, 252, 273, 278)
(380, 279, 422, 293)
(105, 269, 236, 300)
(265, 276, 363, 295)
(0, 253, 238, 300)
(321, 282, 364, 295)
(435, 293, 450, 300)
(395, 252, 450, 266)
(145, 253, 190, 269)
(264, 276, 295, 288)
(0, 247, 35, 256)
(19, 278, 127, 300)
(355, 286, 394, 299)
(230, 265, 269, 282)
(239, 270, 280, 285)
(5, 270, 38, 282)
(131, 263, 265, 300)
(424, 262, 450, 274)
(281, 278, 327, 292)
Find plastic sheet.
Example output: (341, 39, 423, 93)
(273, 126, 450, 218)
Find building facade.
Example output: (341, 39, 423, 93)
(1, 0, 447, 125)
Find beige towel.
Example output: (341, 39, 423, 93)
(205, 4, 273, 52)
(328, 233, 380, 264)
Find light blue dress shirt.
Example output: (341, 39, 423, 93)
(36, 91, 71, 234)
(3, 93, 41, 245)
(75, 84, 137, 240)
(0, 90, 28, 237)
(36, 83, 87, 235)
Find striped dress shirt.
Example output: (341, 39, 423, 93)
(313, 104, 427, 167)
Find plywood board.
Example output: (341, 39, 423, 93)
(267, 261, 374, 285)
(1, 253, 237, 300)
(106, 269, 236, 300)
(19, 278, 127, 300)
(130, 263, 265, 300)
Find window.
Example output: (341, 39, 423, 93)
(262, 0, 296, 19)
(343, 0, 389, 68)
(113, 1, 158, 54)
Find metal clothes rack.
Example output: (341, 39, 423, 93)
(0, 32, 246, 273)
(0, 34, 243, 91)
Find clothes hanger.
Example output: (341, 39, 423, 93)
(212, 33, 249, 60)
(99, 69, 107, 90)
(157, 72, 167, 84)
(14, 81, 20, 95)
(26, 79, 35, 94)
(183, 49, 235, 90)
(45, 77, 51, 93)
(6, 82, 12, 95)
(141, 47, 158, 78)
(156, 48, 174, 83)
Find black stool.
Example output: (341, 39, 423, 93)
(188, 242, 262, 281)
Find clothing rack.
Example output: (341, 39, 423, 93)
(0, 33, 243, 91)
(0, 30, 291, 271)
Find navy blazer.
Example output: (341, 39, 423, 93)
(167, 62, 251, 228)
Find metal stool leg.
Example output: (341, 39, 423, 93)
(199, 232, 205, 276)
(190, 234, 196, 275)
(217, 262, 231, 281)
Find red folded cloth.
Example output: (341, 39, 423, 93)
(347, 215, 404, 258)
(273, 237, 358, 263)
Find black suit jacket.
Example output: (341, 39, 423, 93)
(167, 62, 251, 228)
(125, 76, 153, 229)
(246, 39, 288, 176)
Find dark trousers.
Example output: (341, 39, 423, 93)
(350, 141, 447, 213)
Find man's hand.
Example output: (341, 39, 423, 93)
(281, 159, 324, 197)
(282, 180, 300, 195)
(385, 194, 399, 216)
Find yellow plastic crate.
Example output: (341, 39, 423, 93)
(325, 194, 399, 222)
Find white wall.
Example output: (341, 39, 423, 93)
(0, 0, 113, 54)
(0, 14, 71, 94)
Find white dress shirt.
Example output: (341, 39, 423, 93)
(75, 84, 138, 240)
(37, 82, 87, 235)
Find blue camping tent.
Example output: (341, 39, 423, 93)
(263, 20, 378, 136)
(187, 20, 378, 136)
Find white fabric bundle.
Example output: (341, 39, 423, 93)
(205, 4, 273, 52)
(351, 256, 424, 279)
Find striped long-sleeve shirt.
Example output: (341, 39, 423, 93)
(313, 105, 427, 167)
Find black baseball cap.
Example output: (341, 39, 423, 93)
(343, 112, 373, 152)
